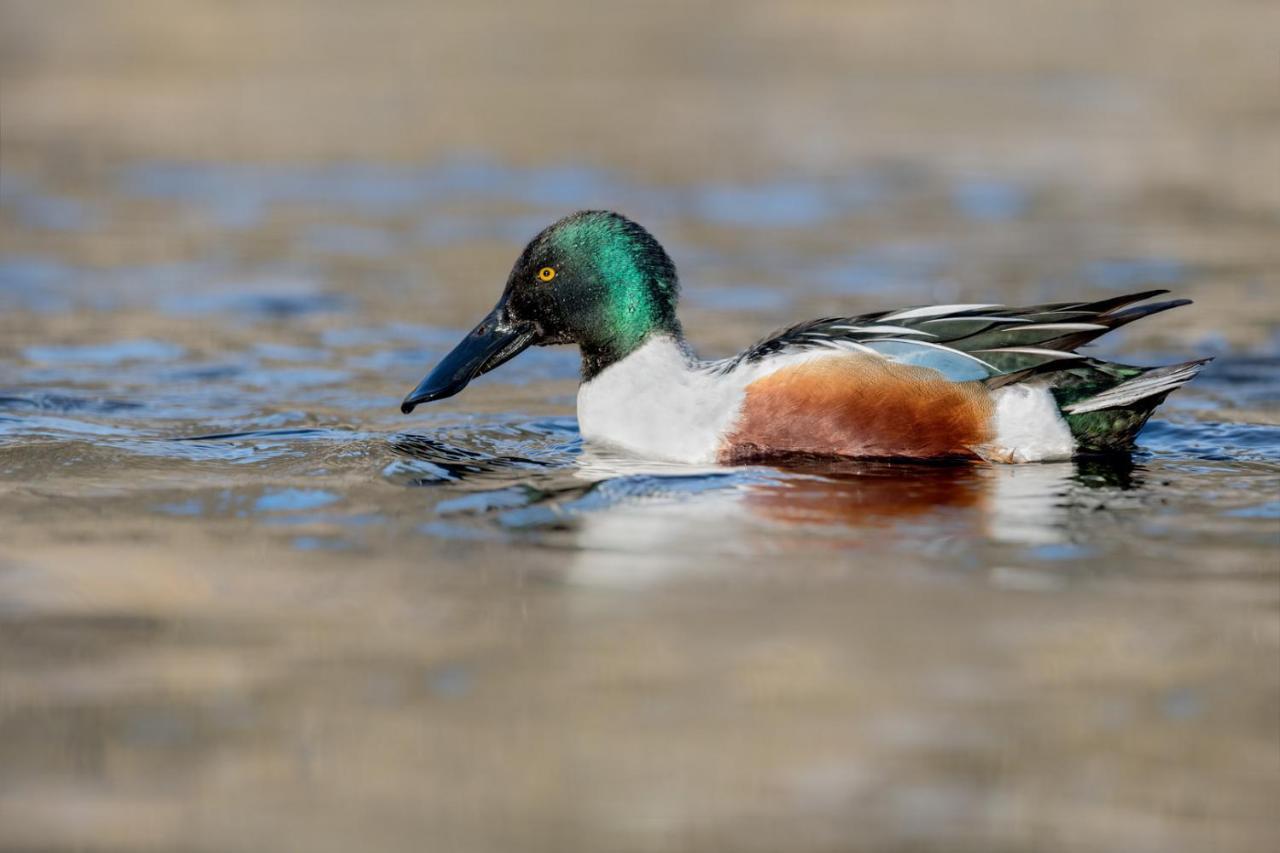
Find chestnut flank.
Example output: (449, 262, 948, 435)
(720, 355, 995, 462)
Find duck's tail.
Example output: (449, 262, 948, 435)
(1047, 358, 1211, 452)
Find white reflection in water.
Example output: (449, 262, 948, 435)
(557, 449, 1078, 588)
(982, 462, 1075, 546)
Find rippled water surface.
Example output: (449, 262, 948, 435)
(3, 3, 1279, 852)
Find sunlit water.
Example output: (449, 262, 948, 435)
(3, 160, 1279, 850)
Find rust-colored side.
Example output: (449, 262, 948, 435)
(719, 355, 995, 462)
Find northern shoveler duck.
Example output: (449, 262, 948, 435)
(401, 210, 1207, 464)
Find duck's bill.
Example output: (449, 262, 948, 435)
(400, 307, 537, 413)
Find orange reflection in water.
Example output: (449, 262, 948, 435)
(743, 459, 987, 529)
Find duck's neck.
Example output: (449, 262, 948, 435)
(579, 321, 686, 382)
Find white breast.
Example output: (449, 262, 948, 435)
(576, 337, 744, 463)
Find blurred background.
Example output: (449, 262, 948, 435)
(1, 2, 1278, 852)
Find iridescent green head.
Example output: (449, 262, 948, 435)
(401, 211, 681, 412)
(511, 210, 681, 369)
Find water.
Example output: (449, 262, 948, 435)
(2, 3, 1279, 852)
(3, 158, 1277, 853)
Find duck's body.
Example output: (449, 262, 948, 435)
(577, 304, 1201, 465)
(576, 333, 1019, 463)
(402, 211, 1206, 464)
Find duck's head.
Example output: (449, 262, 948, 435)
(401, 210, 680, 413)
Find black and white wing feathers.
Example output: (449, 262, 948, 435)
(711, 289, 1189, 382)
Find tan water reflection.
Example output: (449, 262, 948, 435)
(4, 469, 1274, 853)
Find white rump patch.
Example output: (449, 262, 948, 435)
(982, 384, 1076, 463)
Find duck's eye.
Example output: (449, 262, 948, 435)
(537, 266, 556, 283)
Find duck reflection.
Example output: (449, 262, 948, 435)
(740, 457, 986, 528)
(391, 432, 1143, 554)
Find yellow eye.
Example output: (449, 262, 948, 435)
(537, 266, 556, 282)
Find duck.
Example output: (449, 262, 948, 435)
(401, 210, 1207, 464)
